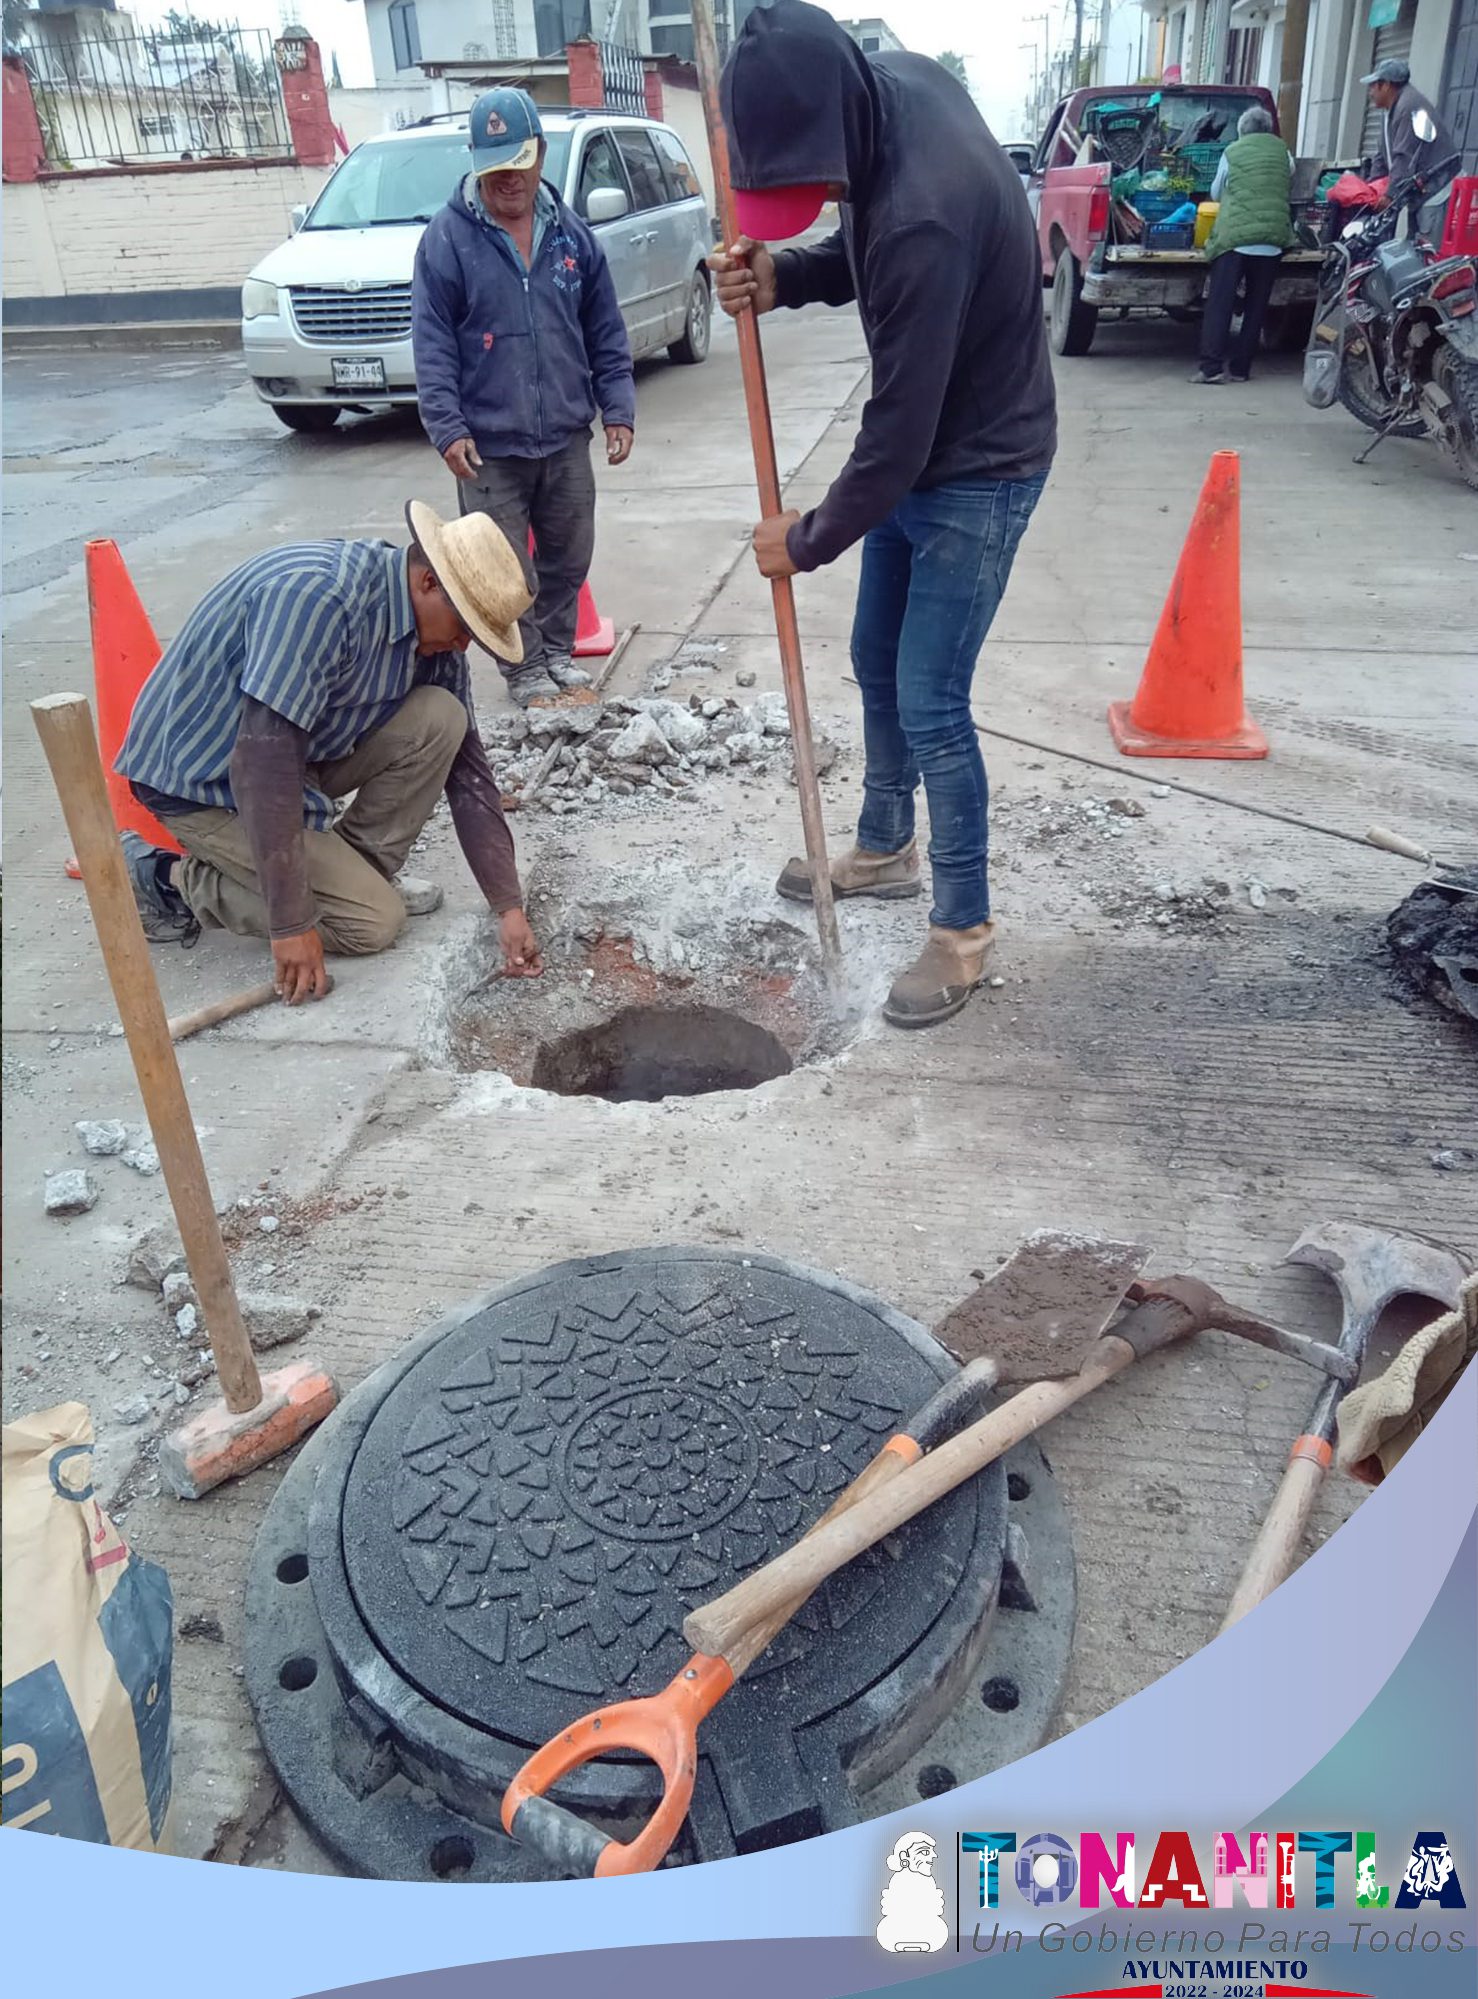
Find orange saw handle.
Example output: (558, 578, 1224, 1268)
(501, 1357, 998, 1876)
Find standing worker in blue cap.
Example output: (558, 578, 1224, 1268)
(413, 88, 637, 708)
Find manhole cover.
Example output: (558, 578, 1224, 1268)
(246, 1250, 1075, 1879)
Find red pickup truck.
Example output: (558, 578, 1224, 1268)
(1028, 83, 1325, 356)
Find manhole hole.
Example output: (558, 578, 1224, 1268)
(244, 1249, 1076, 1880)
(430, 858, 868, 1088)
(530, 1004, 793, 1102)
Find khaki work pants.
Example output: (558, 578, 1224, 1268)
(172, 685, 466, 955)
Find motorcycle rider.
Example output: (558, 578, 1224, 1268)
(1362, 59, 1461, 240)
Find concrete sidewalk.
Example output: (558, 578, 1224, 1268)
(2, 305, 1474, 1871)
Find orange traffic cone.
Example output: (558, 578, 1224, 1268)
(1107, 450, 1267, 759)
(572, 579, 615, 659)
(66, 540, 181, 876)
(525, 529, 616, 659)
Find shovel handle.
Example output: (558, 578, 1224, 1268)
(686, 1294, 1203, 1662)
(1220, 1434, 1332, 1630)
(167, 982, 280, 1041)
(501, 1359, 999, 1877)
(1366, 824, 1432, 863)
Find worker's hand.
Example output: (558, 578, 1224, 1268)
(752, 509, 801, 580)
(605, 424, 634, 466)
(499, 906, 544, 977)
(443, 437, 484, 481)
(709, 237, 777, 318)
(272, 928, 331, 1005)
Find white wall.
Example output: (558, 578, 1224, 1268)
(1408, 0, 1457, 100)
(329, 80, 480, 146)
(655, 78, 716, 216)
(2, 161, 330, 301)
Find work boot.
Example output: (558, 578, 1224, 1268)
(543, 653, 592, 691)
(121, 830, 200, 946)
(504, 663, 560, 709)
(776, 838, 922, 904)
(882, 922, 996, 1029)
(395, 875, 444, 916)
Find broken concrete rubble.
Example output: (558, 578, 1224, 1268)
(46, 1168, 100, 1216)
(241, 1293, 323, 1352)
(483, 690, 837, 815)
(75, 1118, 130, 1156)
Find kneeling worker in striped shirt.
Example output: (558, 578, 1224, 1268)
(115, 504, 543, 1004)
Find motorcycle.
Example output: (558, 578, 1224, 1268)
(1303, 173, 1478, 491)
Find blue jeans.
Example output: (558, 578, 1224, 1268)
(852, 475, 1046, 929)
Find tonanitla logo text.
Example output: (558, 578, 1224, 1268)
(953, 1828, 1467, 1916)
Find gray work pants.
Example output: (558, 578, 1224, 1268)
(458, 429, 596, 675)
(172, 686, 467, 955)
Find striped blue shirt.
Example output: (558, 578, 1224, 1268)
(116, 540, 470, 830)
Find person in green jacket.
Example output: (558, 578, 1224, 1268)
(1192, 106, 1296, 385)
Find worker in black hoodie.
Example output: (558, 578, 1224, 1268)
(712, 1, 1055, 1029)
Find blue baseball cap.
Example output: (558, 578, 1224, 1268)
(469, 88, 543, 174)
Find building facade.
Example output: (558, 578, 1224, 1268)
(1072, 0, 1474, 164)
(361, 0, 759, 79)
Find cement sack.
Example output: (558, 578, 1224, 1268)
(2, 1403, 174, 1849)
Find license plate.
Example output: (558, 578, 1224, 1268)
(331, 357, 386, 390)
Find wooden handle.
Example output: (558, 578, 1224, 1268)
(723, 1446, 912, 1677)
(721, 1356, 998, 1675)
(33, 694, 263, 1415)
(168, 982, 279, 1042)
(1220, 1441, 1330, 1630)
(689, 0, 843, 994)
(689, 1337, 1134, 1662)
(1366, 824, 1432, 863)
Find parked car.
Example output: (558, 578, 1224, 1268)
(1026, 84, 1325, 357)
(242, 108, 714, 433)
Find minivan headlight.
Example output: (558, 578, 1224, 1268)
(242, 279, 280, 320)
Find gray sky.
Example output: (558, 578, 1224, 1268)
(124, 0, 1061, 133)
(812, 0, 1065, 139)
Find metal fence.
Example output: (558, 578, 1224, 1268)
(24, 22, 292, 171)
(598, 40, 648, 118)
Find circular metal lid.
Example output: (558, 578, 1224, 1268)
(341, 1252, 999, 1750)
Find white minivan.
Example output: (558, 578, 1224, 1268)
(242, 109, 714, 433)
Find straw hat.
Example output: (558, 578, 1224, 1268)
(405, 501, 533, 661)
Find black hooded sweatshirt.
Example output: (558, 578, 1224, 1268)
(722, 2, 1056, 572)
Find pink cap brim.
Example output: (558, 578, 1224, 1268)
(733, 184, 828, 242)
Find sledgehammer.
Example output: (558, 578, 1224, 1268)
(31, 693, 338, 1498)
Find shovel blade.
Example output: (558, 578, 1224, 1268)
(934, 1230, 1151, 1384)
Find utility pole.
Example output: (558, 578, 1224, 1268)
(1019, 40, 1040, 134)
(1071, 0, 1084, 89)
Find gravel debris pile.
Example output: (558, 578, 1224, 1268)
(994, 788, 1293, 933)
(483, 688, 838, 815)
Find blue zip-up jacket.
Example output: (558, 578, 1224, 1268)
(413, 179, 636, 459)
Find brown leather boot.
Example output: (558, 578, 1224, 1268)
(883, 922, 996, 1028)
(776, 838, 921, 904)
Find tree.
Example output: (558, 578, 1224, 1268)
(937, 51, 969, 87)
(4, 0, 33, 54)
